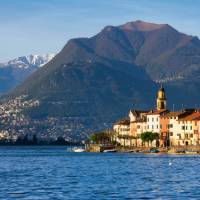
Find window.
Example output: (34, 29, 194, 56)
(152, 125, 154, 129)
(185, 134, 188, 139)
(182, 126, 185, 130)
(137, 125, 140, 129)
(177, 133, 181, 139)
(186, 126, 188, 130)
(190, 126, 192, 130)
(170, 132, 173, 136)
(157, 117, 158, 122)
(190, 134, 193, 138)
(160, 125, 162, 129)
(157, 125, 158, 129)
(147, 125, 149, 129)
(152, 118, 154, 122)
(168, 124, 173, 128)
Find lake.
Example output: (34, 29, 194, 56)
(0, 146, 200, 199)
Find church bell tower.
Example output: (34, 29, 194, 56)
(156, 85, 167, 110)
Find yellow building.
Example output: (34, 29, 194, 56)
(178, 111, 200, 146)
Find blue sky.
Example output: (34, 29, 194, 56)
(0, 0, 200, 61)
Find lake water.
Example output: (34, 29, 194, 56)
(0, 146, 200, 199)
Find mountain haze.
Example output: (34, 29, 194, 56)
(7, 20, 200, 139)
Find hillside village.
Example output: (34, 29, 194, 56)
(0, 95, 94, 143)
(113, 86, 200, 148)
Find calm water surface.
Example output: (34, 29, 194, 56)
(0, 146, 200, 199)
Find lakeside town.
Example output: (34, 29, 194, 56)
(87, 86, 200, 153)
(0, 95, 97, 144)
(1, 86, 200, 153)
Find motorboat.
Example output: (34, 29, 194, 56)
(103, 149, 117, 153)
(72, 147, 85, 152)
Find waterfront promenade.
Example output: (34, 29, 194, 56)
(86, 143, 200, 154)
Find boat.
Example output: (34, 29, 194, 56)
(123, 150, 135, 153)
(103, 149, 117, 153)
(150, 148, 159, 153)
(175, 150, 185, 154)
(185, 150, 198, 154)
(72, 147, 85, 152)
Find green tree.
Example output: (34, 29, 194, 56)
(90, 134, 99, 143)
(141, 132, 159, 147)
(90, 131, 111, 144)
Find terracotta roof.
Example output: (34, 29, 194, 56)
(131, 119, 146, 123)
(162, 111, 184, 118)
(161, 109, 196, 119)
(114, 119, 130, 125)
(146, 109, 168, 115)
(130, 110, 149, 116)
(179, 112, 200, 121)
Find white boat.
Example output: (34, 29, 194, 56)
(103, 149, 117, 153)
(72, 147, 85, 152)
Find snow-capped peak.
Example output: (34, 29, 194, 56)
(1, 53, 56, 69)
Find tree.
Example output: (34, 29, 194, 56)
(90, 131, 112, 144)
(150, 132, 159, 146)
(90, 134, 99, 143)
(141, 132, 159, 147)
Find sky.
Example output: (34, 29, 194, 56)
(0, 0, 200, 61)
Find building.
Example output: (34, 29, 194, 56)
(113, 119, 131, 146)
(129, 110, 148, 146)
(113, 85, 200, 147)
(178, 111, 200, 146)
(146, 109, 168, 146)
(160, 110, 195, 146)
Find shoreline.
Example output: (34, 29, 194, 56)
(85, 143, 200, 154)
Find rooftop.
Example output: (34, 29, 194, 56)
(179, 111, 200, 121)
(114, 119, 130, 126)
(146, 109, 168, 115)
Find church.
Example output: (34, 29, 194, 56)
(113, 86, 200, 147)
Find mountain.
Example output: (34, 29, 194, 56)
(5, 20, 200, 140)
(0, 54, 55, 94)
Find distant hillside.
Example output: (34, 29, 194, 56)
(6, 20, 200, 140)
(0, 54, 55, 94)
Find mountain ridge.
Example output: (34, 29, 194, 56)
(4, 20, 200, 140)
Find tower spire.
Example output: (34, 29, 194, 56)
(156, 85, 167, 110)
